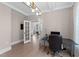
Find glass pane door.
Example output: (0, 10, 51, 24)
(24, 20, 31, 44)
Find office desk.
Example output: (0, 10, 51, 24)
(63, 38, 77, 57)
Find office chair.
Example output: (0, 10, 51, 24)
(48, 34, 62, 56)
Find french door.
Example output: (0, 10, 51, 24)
(24, 20, 31, 44)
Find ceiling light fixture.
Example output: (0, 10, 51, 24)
(36, 12, 39, 15)
(32, 8, 35, 12)
(35, 8, 38, 11)
(24, 2, 42, 15)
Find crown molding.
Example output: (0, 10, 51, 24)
(1, 2, 30, 16)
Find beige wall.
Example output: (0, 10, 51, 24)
(11, 10, 25, 43)
(42, 7, 73, 39)
(0, 3, 11, 49)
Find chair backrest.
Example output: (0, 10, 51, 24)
(48, 35, 62, 52)
(51, 31, 60, 35)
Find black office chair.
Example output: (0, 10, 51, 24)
(51, 31, 60, 35)
(48, 34, 62, 56)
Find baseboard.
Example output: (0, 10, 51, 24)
(11, 40, 23, 45)
(0, 47, 11, 54)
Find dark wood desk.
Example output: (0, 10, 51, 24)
(63, 38, 77, 57)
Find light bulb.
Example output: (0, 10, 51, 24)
(36, 8, 38, 11)
(36, 12, 39, 15)
(32, 9, 35, 12)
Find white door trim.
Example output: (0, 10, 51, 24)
(24, 20, 31, 44)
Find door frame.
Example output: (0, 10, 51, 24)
(24, 20, 31, 44)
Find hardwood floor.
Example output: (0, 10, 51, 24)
(0, 35, 70, 57)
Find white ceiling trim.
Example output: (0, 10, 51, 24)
(1, 2, 29, 16)
(38, 5, 73, 13)
(53, 4, 73, 11)
(36, 2, 73, 13)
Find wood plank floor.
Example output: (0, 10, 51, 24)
(0, 35, 70, 57)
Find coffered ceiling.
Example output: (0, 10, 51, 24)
(2, 2, 73, 16)
(35, 2, 73, 12)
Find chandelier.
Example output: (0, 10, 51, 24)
(24, 2, 42, 15)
